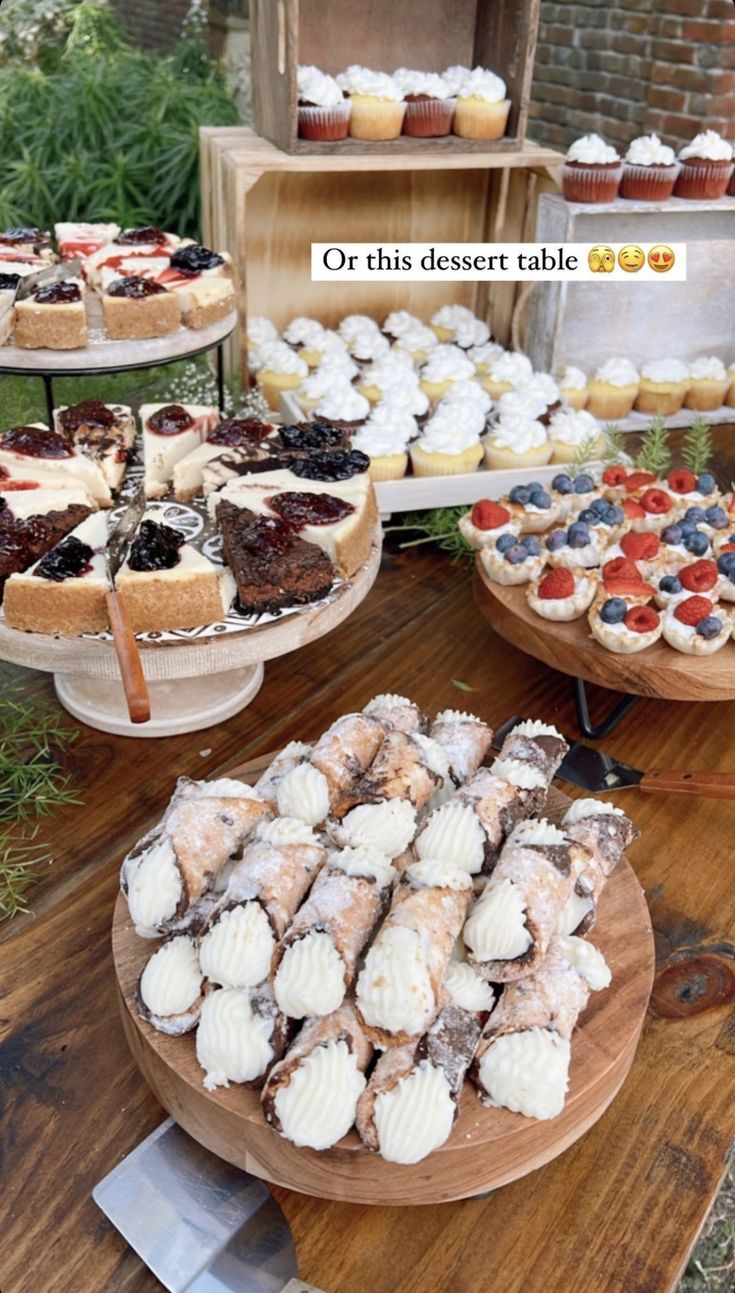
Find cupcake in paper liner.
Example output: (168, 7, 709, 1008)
(726, 362, 735, 407)
(619, 134, 679, 201)
(392, 321, 439, 365)
(589, 598, 662, 653)
(483, 414, 552, 472)
(547, 408, 604, 464)
(586, 358, 639, 420)
(351, 408, 417, 481)
(482, 350, 534, 399)
(393, 69, 455, 138)
(561, 134, 622, 204)
(255, 341, 309, 411)
(410, 404, 484, 477)
(635, 358, 690, 415)
(419, 344, 475, 404)
(297, 66, 351, 141)
(453, 67, 510, 140)
(469, 339, 506, 376)
(429, 303, 479, 344)
(314, 382, 370, 431)
(527, 565, 597, 621)
(337, 66, 405, 141)
(684, 356, 729, 412)
(558, 365, 589, 411)
(674, 131, 734, 200)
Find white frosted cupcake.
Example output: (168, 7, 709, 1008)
(527, 566, 597, 621)
(635, 358, 690, 415)
(301, 328, 352, 369)
(382, 309, 423, 341)
(297, 65, 351, 141)
(357, 352, 416, 402)
(256, 341, 309, 410)
(675, 130, 734, 200)
(453, 316, 491, 350)
(439, 379, 493, 417)
(419, 344, 475, 404)
(393, 69, 456, 138)
(497, 385, 549, 424)
(429, 304, 478, 343)
(314, 382, 370, 429)
(442, 65, 471, 96)
(483, 414, 551, 471)
(282, 316, 328, 366)
(347, 322, 390, 363)
(548, 408, 604, 464)
(246, 315, 278, 372)
(482, 350, 533, 398)
(469, 340, 506, 375)
(586, 358, 639, 420)
(392, 321, 438, 365)
(453, 67, 510, 140)
(410, 405, 484, 477)
(338, 313, 380, 345)
(685, 356, 729, 412)
(297, 358, 358, 412)
(559, 365, 589, 411)
(726, 362, 735, 408)
(336, 66, 405, 141)
(620, 133, 679, 201)
(352, 411, 416, 481)
(373, 382, 429, 420)
(561, 134, 622, 203)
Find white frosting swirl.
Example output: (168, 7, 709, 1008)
(488, 351, 534, 385)
(351, 424, 413, 456)
(199, 902, 275, 988)
(338, 313, 380, 343)
(444, 960, 496, 1012)
(442, 65, 471, 96)
(489, 415, 548, 453)
(282, 316, 326, 346)
(567, 133, 620, 164)
(375, 383, 429, 415)
(126, 837, 182, 937)
(188, 777, 261, 800)
(336, 65, 403, 101)
(421, 346, 476, 382)
(625, 133, 676, 166)
(498, 387, 548, 421)
(247, 316, 277, 346)
(418, 410, 483, 454)
(431, 304, 477, 329)
(439, 378, 492, 412)
(416, 801, 486, 874)
(350, 328, 390, 361)
(257, 341, 308, 377)
(412, 732, 451, 782)
(559, 365, 587, 391)
(276, 763, 330, 825)
(507, 818, 566, 847)
(689, 355, 727, 380)
(360, 404, 418, 438)
(383, 309, 422, 337)
(680, 130, 733, 162)
(513, 720, 563, 739)
(641, 358, 690, 382)
(457, 66, 507, 104)
(315, 385, 370, 421)
(357, 925, 435, 1035)
(478, 1027, 571, 1118)
(196, 987, 275, 1089)
(555, 889, 595, 937)
(309, 329, 351, 359)
(257, 816, 318, 847)
(435, 708, 482, 723)
(470, 340, 505, 367)
(274, 1038, 366, 1149)
(527, 372, 560, 403)
(297, 64, 345, 109)
(453, 317, 491, 349)
(336, 799, 417, 858)
(330, 844, 396, 886)
(140, 936, 202, 1017)
(406, 859, 472, 891)
(463, 878, 531, 960)
(594, 357, 639, 386)
(548, 408, 600, 446)
(393, 68, 451, 99)
(300, 362, 357, 399)
(555, 935, 611, 990)
(374, 1061, 455, 1163)
(563, 797, 625, 824)
(394, 321, 439, 355)
(274, 931, 346, 1018)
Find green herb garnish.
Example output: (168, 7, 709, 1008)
(635, 416, 672, 476)
(681, 416, 713, 476)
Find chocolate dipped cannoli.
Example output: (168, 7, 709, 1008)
(495, 719, 568, 782)
(261, 1003, 373, 1150)
(254, 741, 313, 812)
(363, 692, 428, 735)
(121, 777, 271, 939)
(327, 728, 450, 853)
(273, 845, 395, 1019)
(275, 712, 386, 826)
(195, 982, 291, 1091)
(428, 709, 494, 788)
(556, 799, 639, 936)
(355, 859, 472, 1047)
(471, 938, 609, 1120)
(198, 817, 326, 989)
(137, 934, 204, 1035)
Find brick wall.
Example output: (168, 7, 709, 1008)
(529, 0, 735, 153)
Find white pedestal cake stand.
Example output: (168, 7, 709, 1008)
(0, 536, 382, 737)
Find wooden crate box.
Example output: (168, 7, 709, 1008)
(200, 126, 562, 378)
(251, 0, 541, 155)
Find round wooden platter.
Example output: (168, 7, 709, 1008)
(112, 763, 655, 1206)
(474, 556, 735, 703)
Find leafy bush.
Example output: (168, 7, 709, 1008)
(0, 1, 238, 236)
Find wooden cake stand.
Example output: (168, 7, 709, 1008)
(0, 536, 381, 737)
(112, 757, 655, 1206)
(474, 557, 735, 737)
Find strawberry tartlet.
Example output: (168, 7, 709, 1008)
(526, 565, 597, 621)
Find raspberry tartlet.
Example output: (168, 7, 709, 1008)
(661, 595, 732, 655)
(589, 599, 662, 653)
(459, 499, 519, 550)
(526, 565, 597, 621)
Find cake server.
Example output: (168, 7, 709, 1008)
(493, 717, 735, 797)
(93, 1118, 325, 1292)
(106, 483, 150, 724)
(16, 256, 83, 297)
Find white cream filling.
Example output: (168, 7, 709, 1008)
(338, 798, 417, 858)
(563, 798, 625, 824)
(406, 859, 472, 891)
(276, 763, 330, 825)
(274, 931, 346, 1019)
(357, 925, 435, 1036)
(329, 845, 396, 887)
(374, 1061, 456, 1164)
(412, 733, 451, 785)
(478, 1028, 571, 1119)
(463, 879, 532, 961)
(444, 960, 496, 1012)
(196, 987, 274, 1090)
(555, 890, 595, 937)
(186, 777, 260, 800)
(555, 935, 611, 991)
(507, 818, 566, 848)
(256, 815, 318, 847)
(140, 936, 202, 1018)
(274, 1039, 366, 1150)
(415, 801, 486, 874)
(491, 758, 546, 789)
(126, 837, 182, 937)
(198, 902, 275, 989)
(511, 719, 564, 740)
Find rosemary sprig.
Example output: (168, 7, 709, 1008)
(0, 689, 81, 824)
(681, 417, 713, 476)
(384, 506, 473, 560)
(571, 433, 602, 475)
(601, 424, 628, 466)
(635, 416, 672, 476)
(0, 828, 52, 922)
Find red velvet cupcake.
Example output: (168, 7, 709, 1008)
(674, 130, 734, 200)
(561, 134, 623, 203)
(297, 65, 350, 142)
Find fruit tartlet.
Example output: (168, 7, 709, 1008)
(604, 528, 662, 579)
(716, 549, 735, 602)
(600, 466, 659, 504)
(677, 503, 729, 540)
(574, 496, 627, 545)
(661, 595, 732, 655)
(548, 471, 599, 521)
(658, 519, 712, 566)
(589, 599, 662, 654)
(545, 519, 605, 570)
(504, 481, 562, 533)
(654, 572, 692, 611)
(625, 487, 676, 532)
(479, 533, 545, 586)
(526, 565, 597, 621)
(712, 529, 735, 558)
(598, 557, 656, 606)
(665, 469, 720, 514)
(459, 499, 519, 550)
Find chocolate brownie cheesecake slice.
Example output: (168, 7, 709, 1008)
(0, 490, 93, 601)
(215, 499, 334, 615)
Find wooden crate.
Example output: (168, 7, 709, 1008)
(251, 0, 541, 155)
(200, 126, 563, 378)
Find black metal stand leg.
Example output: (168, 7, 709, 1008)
(42, 374, 54, 426)
(216, 342, 226, 415)
(573, 676, 639, 740)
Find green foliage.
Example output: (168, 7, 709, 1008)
(601, 424, 628, 466)
(0, 1, 238, 237)
(635, 416, 672, 476)
(681, 417, 713, 476)
(571, 433, 602, 475)
(385, 506, 473, 561)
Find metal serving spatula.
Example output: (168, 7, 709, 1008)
(105, 484, 150, 724)
(494, 716, 735, 798)
(93, 1119, 323, 1292)
(16, 256, 83, 297)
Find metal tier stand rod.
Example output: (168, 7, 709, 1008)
(572, 676, 639, 740)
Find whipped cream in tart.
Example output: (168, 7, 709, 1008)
(589, 601, 663, 654)
(138, 935, 203, 1034)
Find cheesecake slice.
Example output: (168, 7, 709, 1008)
(102, 275, 181, 340)
(155, 244, 235, 329)
(172, 417, 276, 501)
(54, 400, 135, 491)
(55, 221, 121, 260)
(0, 424, 112, 505)
(215, 500, 335, 615)
(116, 509, 231, 632)
(0, 227, 54, 260)
(0, 486, 93, 600)
(3, 511, 110, 635)
(141, 403, 220, 499)
(13, 278, 87, 350)
(84, 226, 184, 287)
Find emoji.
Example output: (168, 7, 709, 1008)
(618, 244, 645, 273)
(588, 244, 615, 273)
(648, 244, 675, 273)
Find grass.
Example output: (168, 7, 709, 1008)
(681, 1167, 735, 1292)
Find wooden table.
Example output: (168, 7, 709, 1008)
(2, 534, 735, 1293)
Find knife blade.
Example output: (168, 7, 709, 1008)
(17, 257, 83, 299)
(106, 483, 146, 583)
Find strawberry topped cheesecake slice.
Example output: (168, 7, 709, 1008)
(54, 400, 135, 491)
(0, 424, 111, 505)
(589, 597, 662, 653)
(101, 275, 181, 340)
(459, 499, 519, 549)
(661, 594, 732, 655)
(55, 222, 121, 260)
(141, 403, 220, 498)
(84, 226, 183, 287)
(527, 565, 597, 621)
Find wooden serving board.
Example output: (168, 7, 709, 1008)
(474, 557, 735, 703)
(112, 754, 655, 1206)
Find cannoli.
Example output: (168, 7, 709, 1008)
(275, 712, 386, 825)
(121, 777, 270, 938)
(273, 845, 395, 1019)
(556, 799, 639, 936)
(261, 1003, 373, 1150)
(495, 719, 569, 781)
(355, 859, 472, 1047)
(254, 741, 312, 811)
(471, 940, 602, 1120)
(199, 818, 326, 987)
(363, 692, 428, 734)
(428, 709, 494, 787)
(137, 934, 204, 1035)
(327, 728, 449, 851)
(195, 983, 291, 1091)
(463, 819, 580, 982)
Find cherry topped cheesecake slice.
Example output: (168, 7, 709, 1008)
(0, 227, 54, 260)
(13, 278, 87, 350)
(141, 403, 220, 499)
(0, 424, 112, 505)
(154, 244, 235, 330)
(116, 509, 232, 633)
(101, 275, 181, 340)
(0, 485, 94, 601)
(3, 510, 110, 635)
(172, 416, 277, 501)
(53, 400, 135, 492)
(84, 226, 184, 287)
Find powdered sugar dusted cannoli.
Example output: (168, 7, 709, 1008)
(363, 692, 428, 734)
(254, 741, 312, 811)
(496, 719, 568, 781)
(121, 777, 270, 938)
(137, 935, 203, 1035)
(275, 713, 386, 824)
(195, 983, 290, 1091)
(327, 728, 449, 849)
(556, 798, 639, 936)
(428, 709, 493, 787)
(463, 819, 579, 982)
(471, 941, 594, 1119)
(199, 817, 326, 988)
(261, 1003, 372, 1150)
(273, 846, 396, 1019)
(355, 859, 472, 1047)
